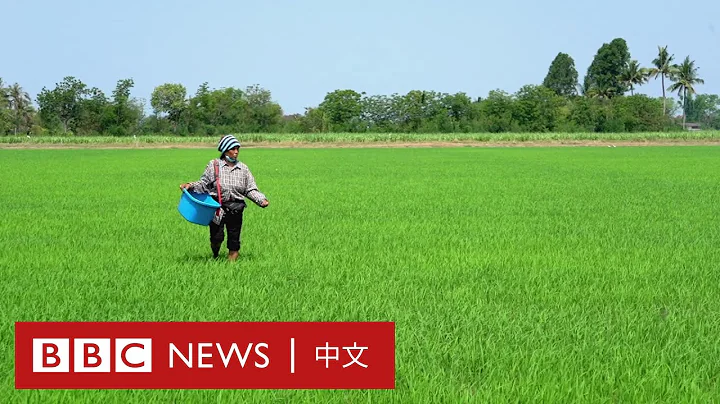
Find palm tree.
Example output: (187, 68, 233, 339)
(667, 56, 704, 129)
(8, 83, 32, 135)
(0, 78, 7, 108)
(0, 78, 10, 135)
(620, 60, 650, 95)
(585, 85, 620, 100)
(648, 46, 676, 115)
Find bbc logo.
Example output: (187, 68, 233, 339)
(33, 338, 152, 373)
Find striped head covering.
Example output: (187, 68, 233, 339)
(218, 135, 241, 153)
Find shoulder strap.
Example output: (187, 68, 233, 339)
(213, 159, 223, 206)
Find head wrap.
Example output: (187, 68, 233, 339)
(218, 135, 241, 153)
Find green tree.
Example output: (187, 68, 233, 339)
(647, 45, 676, 115)
(77, 87, 109, 135)
(243, 84, 283, 132)
(0, 78, 6, 108)
(297, 107, 329, 133)
(567, 97, 603, 132)
(619, 60, 649, 95)
(109, 78, 140, 136)
(542, 52, 579, 97)
(150, 83, 187, 130)
(477, 90, 517, 133)
(513, 85, 564, 132)
(391, 90, 448, 132)
(0, 78, 11, 134)
(583, 38, 631, 98)
(7, 83, 34, 135)
(684, 94, 719, 128)
(207, 87, 247, 127)
(189, 82, 211, 125)
(318, 89, 364, 131)
(360, 94, 394, 131)
(611, 95, 669, 132)
(392, 91, 424, 131)
(441, 92, 475, 131)
(667, 56, 705, 129)
(36, 76, 89, 134)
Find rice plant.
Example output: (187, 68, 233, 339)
(1, 146, 719, 402)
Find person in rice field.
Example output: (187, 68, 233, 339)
(180, 135, 269, 261)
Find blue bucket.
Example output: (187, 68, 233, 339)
(178, 189, 221, 226)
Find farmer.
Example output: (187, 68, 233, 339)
(180, 134, 269, 261)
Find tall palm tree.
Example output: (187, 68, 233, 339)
(648, 46, 676, 115)
(8, 83, 32, 135)
(667, 56, 704, 129)
(620, 60, 650, 95)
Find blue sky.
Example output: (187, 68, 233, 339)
(4, 0, 718, 115)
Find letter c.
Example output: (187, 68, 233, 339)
(121, 343, 145, 368)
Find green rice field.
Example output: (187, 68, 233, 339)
(1, 130, 720, 146)
(1, 144, 720, 402)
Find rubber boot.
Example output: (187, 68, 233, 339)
(211, 242, 222, 258)
(228, 251, 239, 261)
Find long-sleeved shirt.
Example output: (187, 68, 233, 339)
(188, 158, 267, 224)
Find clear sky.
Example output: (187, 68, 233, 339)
(4, 0, 718, 115)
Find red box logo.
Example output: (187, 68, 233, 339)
(15, 322, 395, 389)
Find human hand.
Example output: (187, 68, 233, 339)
(261, 199, 269, 208)
(180, 183, 191, 191)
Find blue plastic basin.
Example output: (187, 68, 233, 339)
(178, 189, 221, 226)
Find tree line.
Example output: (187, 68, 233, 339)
(1, 38, 717, 137)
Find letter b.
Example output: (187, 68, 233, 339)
(33, 339, 69, 373)
(74, 339, 110, 372)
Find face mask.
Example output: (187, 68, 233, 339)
(225, 155, 237, 163)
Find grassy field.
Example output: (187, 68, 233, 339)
(2, 145, 720, 402)
(1, 130, 720, 147)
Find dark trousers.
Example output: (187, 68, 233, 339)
(209, 208, 244, 252)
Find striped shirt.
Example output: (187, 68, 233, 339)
(188, 159, 267, 224)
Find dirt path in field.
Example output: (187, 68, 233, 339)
(3, 139, 720, 149)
